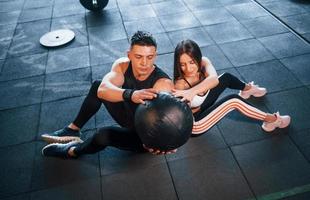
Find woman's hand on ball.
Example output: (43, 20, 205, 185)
(132, 89, 158, 104)
(172, 88, 195, 103)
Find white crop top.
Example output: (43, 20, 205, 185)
(189, 90, 209, 108)
(184, 57, 213, 108)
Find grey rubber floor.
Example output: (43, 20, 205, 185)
(1, 0, 310, 199)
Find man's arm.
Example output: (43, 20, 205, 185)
(97, 58, 126, 102)
(153, 78, 174, 92)
(130, 77, 173, 104)
(97, 58, 160, 103)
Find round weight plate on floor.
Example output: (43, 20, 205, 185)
(80, 0, 109, 11)
(39, 29, 75, 47)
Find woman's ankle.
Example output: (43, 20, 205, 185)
(243, 83, 251, 91)
(264, 113, 277, 123)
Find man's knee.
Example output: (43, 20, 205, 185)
(92, 80, 101, 89)
(88, 80, 101, 97)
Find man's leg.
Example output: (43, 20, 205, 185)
(42, 80, 118, 143)
(71, 80, 103, 128)
(74, 126, 144, 155)
(42, 126, 145, 158)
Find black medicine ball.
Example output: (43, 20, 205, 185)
(135, 92, 193, 151)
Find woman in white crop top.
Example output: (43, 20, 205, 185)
(172, 39, 291, 134)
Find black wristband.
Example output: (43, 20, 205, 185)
(123, 89, 134, 102)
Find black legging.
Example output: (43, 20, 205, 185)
(74, 126, 145, 156)
(71, 81, 145, 156)
(194, 72, 246, 120)
(73, 81, 134, 129)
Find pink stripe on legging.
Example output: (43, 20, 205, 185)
(192, 98, 267, 135)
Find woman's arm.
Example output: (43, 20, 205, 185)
(192, 57, 219, 94)
(173, 57, 219, 102)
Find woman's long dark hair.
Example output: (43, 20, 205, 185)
(173, 39, 203, 83)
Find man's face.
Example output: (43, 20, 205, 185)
(128, 45, 157, 78)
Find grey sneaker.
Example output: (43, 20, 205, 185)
(262, 112, 291, 132)
(42, 141, 80, 158)
(239, 81, 267, 99)
(41, 127, 83, 144)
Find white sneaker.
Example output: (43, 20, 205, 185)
(262, 112, 291, 132)
(239, 81, 267, 99)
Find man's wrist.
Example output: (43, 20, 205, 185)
(122, 89, 135, 102)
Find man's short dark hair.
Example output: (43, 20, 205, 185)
(130, 31, 157, 49)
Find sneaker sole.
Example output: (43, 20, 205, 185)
(253, 91, 267, 98)
(239, 91, 267, 99)
(41, 135, 83, 144)
(239, 94, 250, 99)
(262, 126, 275, 132)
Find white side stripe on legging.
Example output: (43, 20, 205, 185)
(192, 98, 267, 135)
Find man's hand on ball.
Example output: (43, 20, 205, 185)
(131, 88, 158, 104)
(143, 144, 177, 155)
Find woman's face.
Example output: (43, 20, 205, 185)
(179, 53, 199, 77)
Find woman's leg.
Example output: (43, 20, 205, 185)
(199, 73, 246, 110)
(192, 94, 267, 135)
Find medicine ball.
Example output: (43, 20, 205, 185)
(135, 92, 193, 151)
(80, 0, 109, 11)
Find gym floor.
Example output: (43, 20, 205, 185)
(1, 0, 310, 199)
